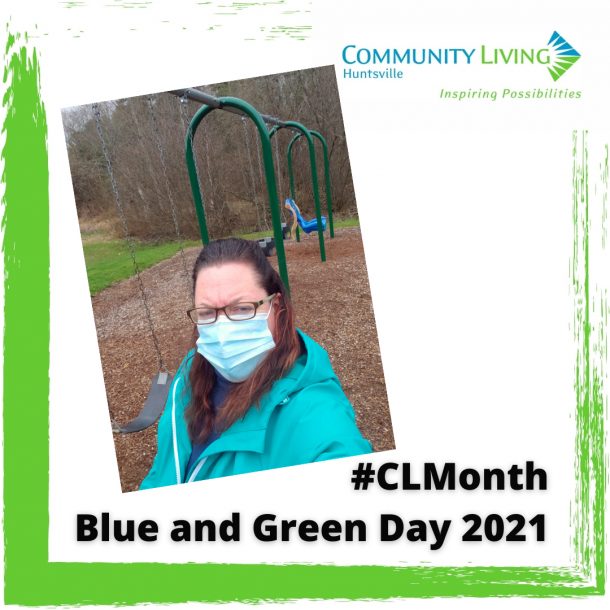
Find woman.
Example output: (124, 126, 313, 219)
(140, 238, 372, 489)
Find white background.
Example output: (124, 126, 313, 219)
(2, 0, 609, 607)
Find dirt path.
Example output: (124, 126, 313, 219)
(92, 227, 394, 492)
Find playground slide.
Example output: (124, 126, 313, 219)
(284, 198, 327, 234)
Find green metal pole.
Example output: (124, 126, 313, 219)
(185, 104, 214, 244)
(185, 98, 290, 292)
(286, 133, 300, 242)
(311, 130, 334, 238)
(287, 135, 298, 199)
(219, 98, 290, 291)
(271, 122, 326, 262)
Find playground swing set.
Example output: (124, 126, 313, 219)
(93, 88, 336, 434)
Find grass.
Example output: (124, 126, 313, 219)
(84, 239, 199, 295)
(333, 216, 360, 229)
(83, 217, 360, 295)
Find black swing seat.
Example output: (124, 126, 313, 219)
(112, 371, 174, 434)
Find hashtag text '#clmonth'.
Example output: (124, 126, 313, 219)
(351, 462, 547, 491)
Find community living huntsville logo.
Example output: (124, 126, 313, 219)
(546, 31, 581, 81)
(341, 31, 581, 82)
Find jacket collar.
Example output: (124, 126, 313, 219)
(197, 333, 309, 458)
(198, 378, 294, 457)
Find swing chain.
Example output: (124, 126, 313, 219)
(272, 128, 287, 225)
(241, 116, 264, 232)
(255, 123, 270, 231)
(179, 95, 204, 207)
(179, 95, 220, 217)
(92, 103, 167, 373)
(147, 95, 191, 297)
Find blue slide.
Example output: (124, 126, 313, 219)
(285, 198, 327, 234)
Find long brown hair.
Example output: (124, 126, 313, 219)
(186, 238, 301, 444)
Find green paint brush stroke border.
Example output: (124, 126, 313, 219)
(1, 30, 606, 603)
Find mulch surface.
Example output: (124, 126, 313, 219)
(92, 227, 395, 492)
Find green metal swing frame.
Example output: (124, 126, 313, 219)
(182, 95, 289, 291)
(283, 129, 335, 243)
(176, 88, 335, 292)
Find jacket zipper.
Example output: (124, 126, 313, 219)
(171, 376, 182, 484)
(187, 457, 208, 482)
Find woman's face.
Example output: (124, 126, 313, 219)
(194, 261, 277, 335)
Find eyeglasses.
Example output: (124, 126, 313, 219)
(187, 294, 277, 325)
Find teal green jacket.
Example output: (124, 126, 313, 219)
(140, 331, 372, 489)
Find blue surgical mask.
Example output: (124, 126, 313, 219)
(196, 306, 275, 383)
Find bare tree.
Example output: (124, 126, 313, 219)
(62, 66, 357, 242)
